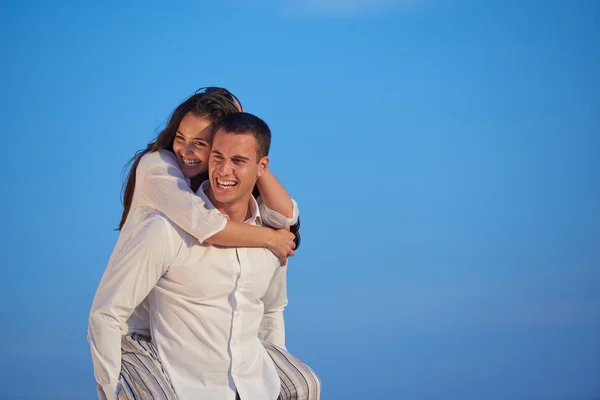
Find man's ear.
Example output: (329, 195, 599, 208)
(257, 156, 269, 177)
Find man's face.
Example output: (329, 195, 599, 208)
(208, 130, 268, 207)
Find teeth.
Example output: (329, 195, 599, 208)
(217, 179, 236, 189)
(183, 158, 200, 166)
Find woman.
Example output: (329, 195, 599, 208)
(90, 88, 319, 400)
(118, 87, 299, 261)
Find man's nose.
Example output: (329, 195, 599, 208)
(217, 160, 232, 175)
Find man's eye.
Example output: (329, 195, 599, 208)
(233, 159, 244, 165)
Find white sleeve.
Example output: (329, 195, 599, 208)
(257, 197, 299, 229)
(259, 265, 288, 349)
(88, 216, 179, 400)
(137, 150, 227, 243)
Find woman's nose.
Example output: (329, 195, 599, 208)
(182, 143, 195, 155)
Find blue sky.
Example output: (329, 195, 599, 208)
(1, 0, 599, 398)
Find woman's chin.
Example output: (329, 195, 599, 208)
(180, 164, 206, 178)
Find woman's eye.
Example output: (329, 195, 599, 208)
(195, 141, 206, 147)
(175, 136, 184, 142)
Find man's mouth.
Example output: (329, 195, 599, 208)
(216, 178, 237, 191)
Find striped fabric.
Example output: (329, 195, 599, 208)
(117, 335, 321, 400)
(117, 334, 177, 400)
(262, 341, 321, 400)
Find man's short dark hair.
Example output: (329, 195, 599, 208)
(214, 112, 271, 159)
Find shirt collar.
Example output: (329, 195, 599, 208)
(197, 180, 262, 225)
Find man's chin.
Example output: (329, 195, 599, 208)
(211, 189, 236, 204)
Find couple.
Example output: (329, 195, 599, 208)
(88, 88, 320, 400)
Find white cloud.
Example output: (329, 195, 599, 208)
(291, 0, 417, 14)
(243, 0, 435, 17)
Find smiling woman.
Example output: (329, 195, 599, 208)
(118, 87, 299, 255)
(172, 113, 213, 178)
(118, 87, 241, 229)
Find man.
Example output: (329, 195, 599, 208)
(89, 113, 320, 400)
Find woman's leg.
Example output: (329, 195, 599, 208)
(262, 341, 321, 400)
(118, 333, 178, 400)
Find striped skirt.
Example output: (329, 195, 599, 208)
(118, 334, 321, 400)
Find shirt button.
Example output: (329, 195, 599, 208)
(232, 340, 238, 346)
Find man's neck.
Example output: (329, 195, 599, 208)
(206, 186, 252, 223)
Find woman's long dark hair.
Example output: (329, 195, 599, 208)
(118, 88, 241, 230)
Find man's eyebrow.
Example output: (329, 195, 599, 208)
(211, 151, 249, 162)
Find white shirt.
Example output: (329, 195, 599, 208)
(88, 150, 298, 397)
(121, 150, 297, 338)
(99, 149, 297, 335)
(89, 182, 287, 400)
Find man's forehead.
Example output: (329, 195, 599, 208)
(212, 131, 257, 151)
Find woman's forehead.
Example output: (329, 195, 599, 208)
(177, 113, 214, 139)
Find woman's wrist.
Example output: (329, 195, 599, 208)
(261, 225, 277, 249)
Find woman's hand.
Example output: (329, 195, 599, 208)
(267, 228, 296, 266)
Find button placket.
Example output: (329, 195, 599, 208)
(229, 247, 243, 372)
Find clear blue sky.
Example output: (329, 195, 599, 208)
(1, 0, 599, 398)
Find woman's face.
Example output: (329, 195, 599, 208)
(172, 112, 214, 178)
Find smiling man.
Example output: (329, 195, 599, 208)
(209, 118, 271, 220)
(89, 112, 320, 400)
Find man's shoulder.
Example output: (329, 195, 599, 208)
(245, 246, 281, 270)
(149, 212, 188, 236)
(133, 212, 189, 244)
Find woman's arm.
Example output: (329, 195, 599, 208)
(207, 168, 298, 261)
(256, 169, 294, 219)
(137, 150, 295, 262)
(208, 223, 296, 263)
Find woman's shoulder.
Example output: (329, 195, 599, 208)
(138, 149, 178, 172)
